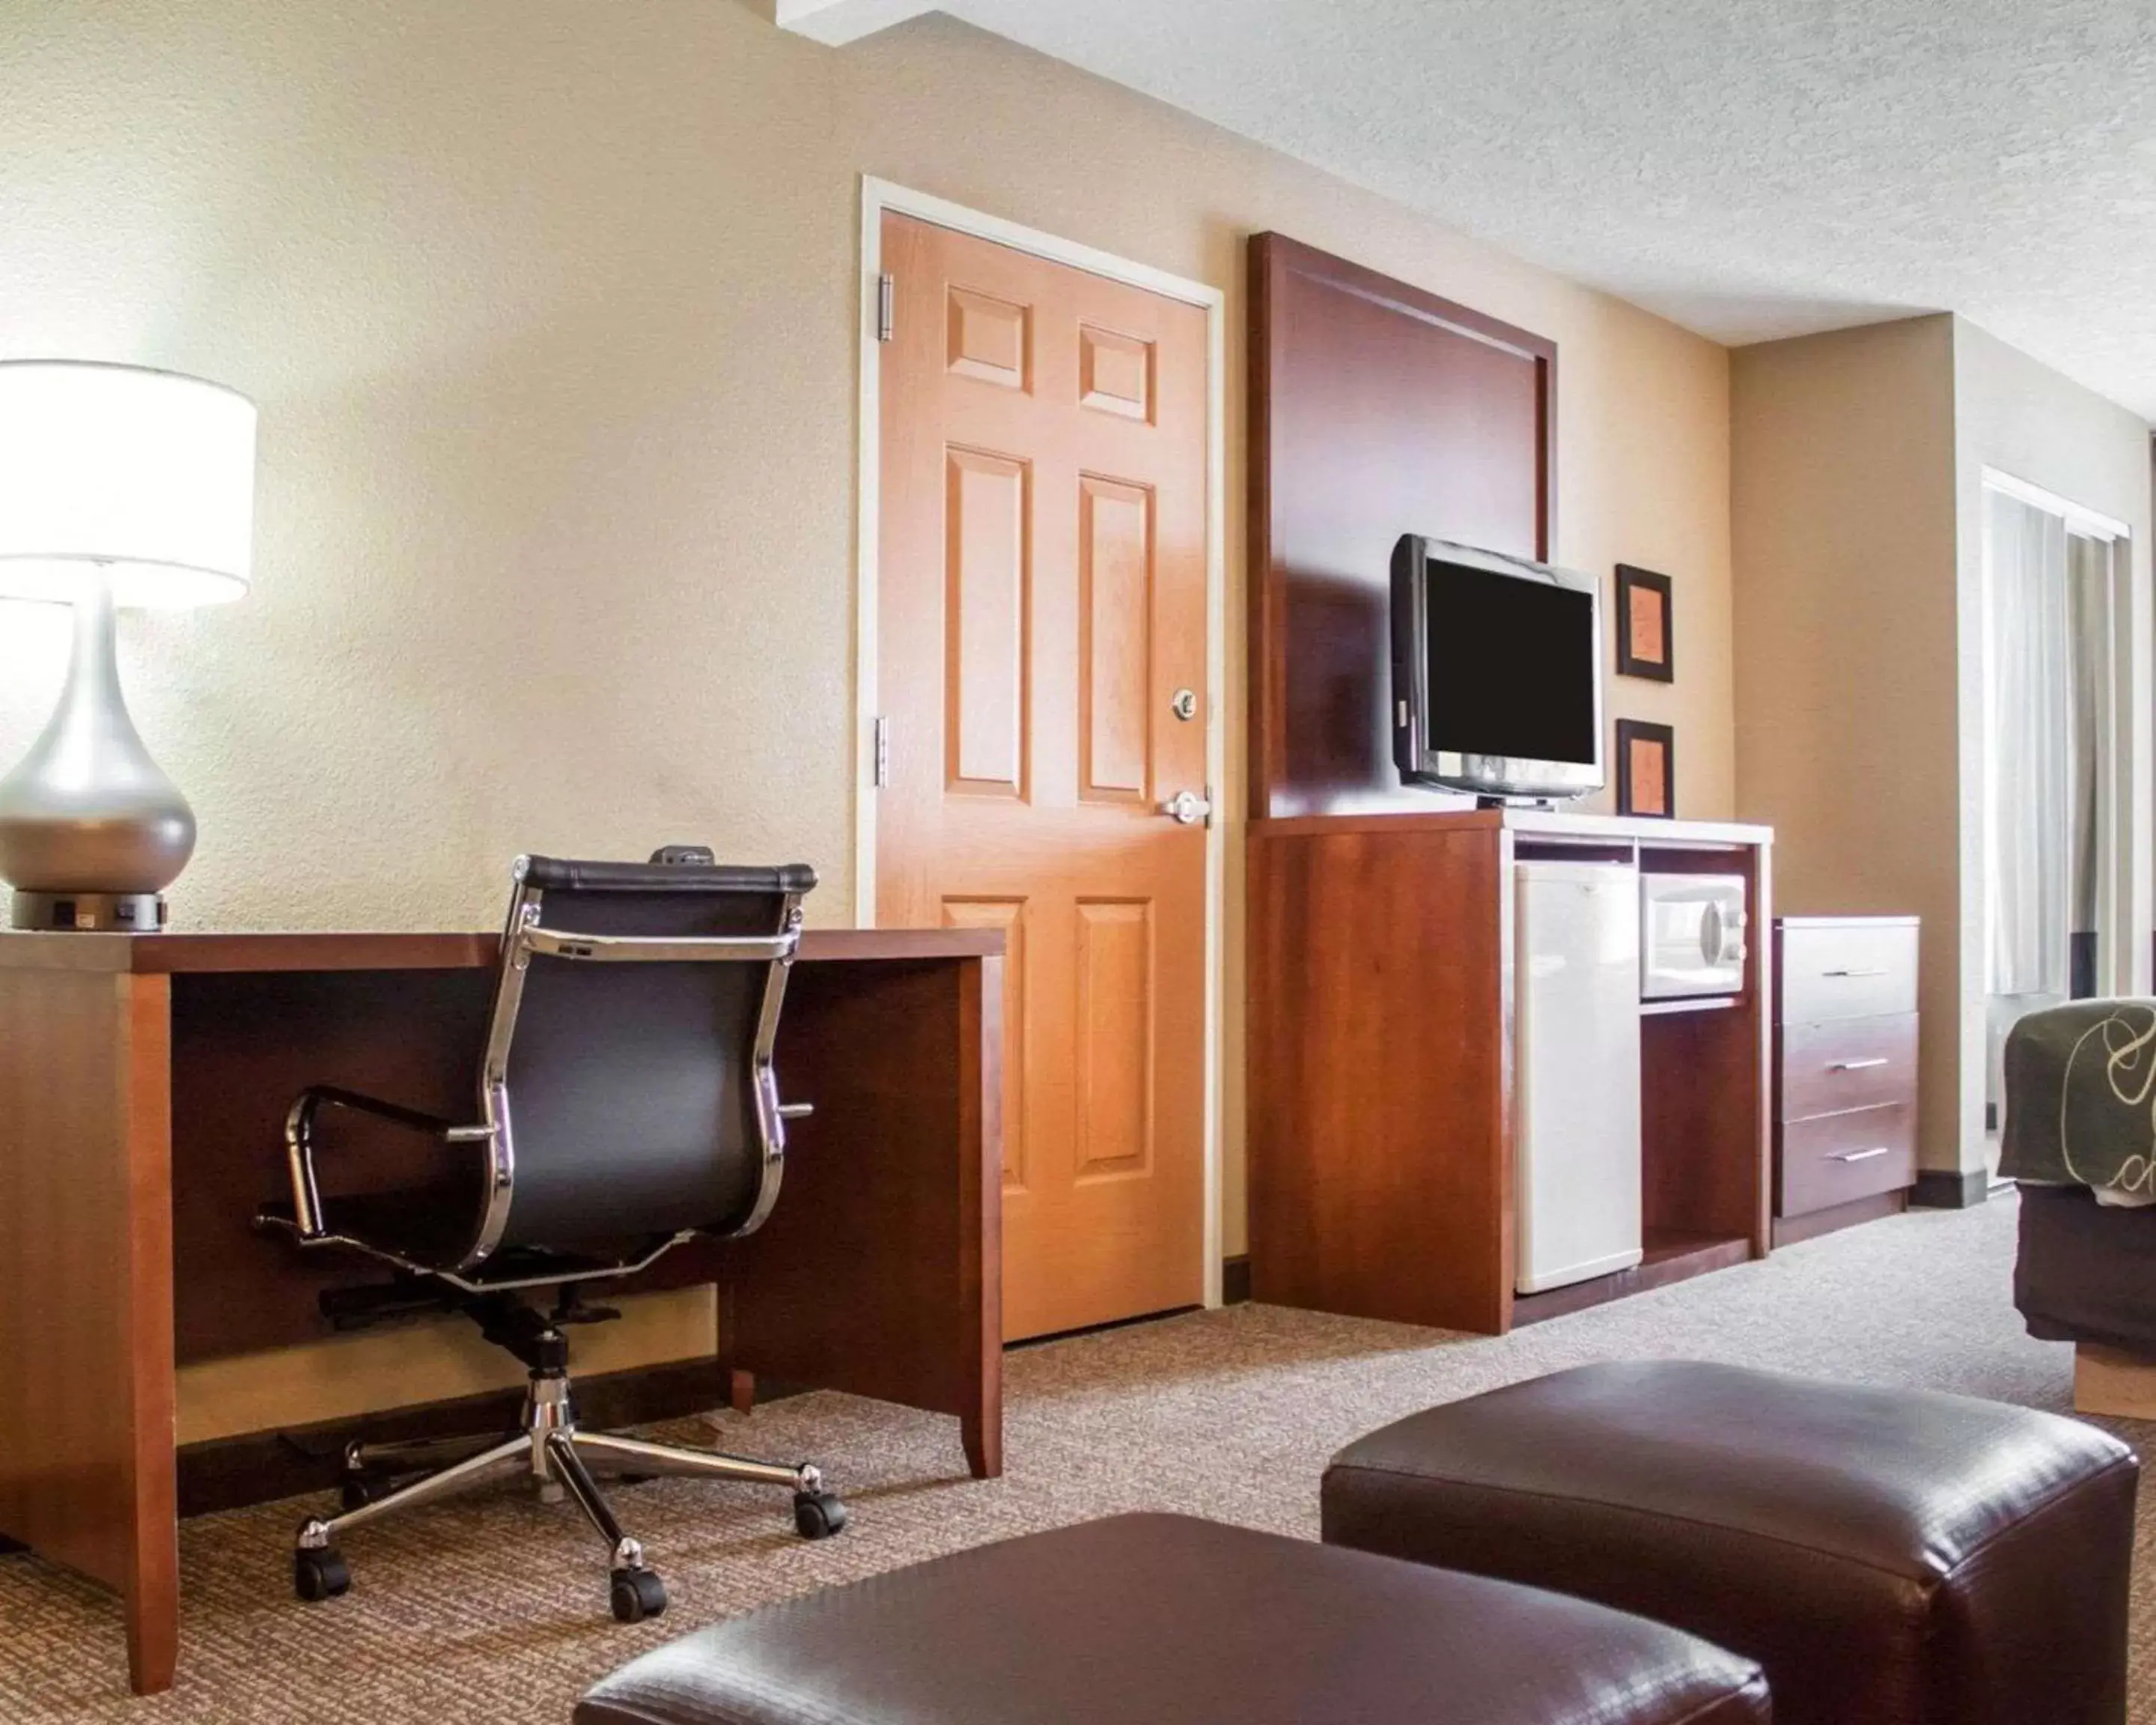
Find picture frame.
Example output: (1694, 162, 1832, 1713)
(1615, 719, 1675, 819)
(1615, 565, 1674, 682)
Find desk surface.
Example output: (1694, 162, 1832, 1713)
(0, 926, 1002, 973)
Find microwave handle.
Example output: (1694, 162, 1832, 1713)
(1699, 903, 1747, 967)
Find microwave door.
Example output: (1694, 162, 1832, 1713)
(1640, 877, 1747, 999)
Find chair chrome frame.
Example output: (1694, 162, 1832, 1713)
(259, 854, 840, 1625)
(294, 1376, 831, 1623)
(269, 854, 812, 1287)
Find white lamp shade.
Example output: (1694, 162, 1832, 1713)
(0, 361, 257, 608)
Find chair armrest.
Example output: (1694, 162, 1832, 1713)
(293, 1085, 456, 1139)
(278, 1086, 470, 1242)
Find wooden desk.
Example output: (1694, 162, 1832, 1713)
(0, 927, 1003, 1696)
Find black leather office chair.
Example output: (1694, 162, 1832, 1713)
(257, 852, 843, 1625)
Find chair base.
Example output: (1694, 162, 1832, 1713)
(293, 1368, 846, 1623)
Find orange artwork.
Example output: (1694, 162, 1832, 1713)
(1629, 737, 1668, 815)
(1628, 583, 1666, 665)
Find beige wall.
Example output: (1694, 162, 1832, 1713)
(1, 1, 1736, 1426)
(1733, 314, 2152, 1180)
(1732, 317, 1963, 1172)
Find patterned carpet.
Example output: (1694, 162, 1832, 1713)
(1, 1194, 2146, 1722)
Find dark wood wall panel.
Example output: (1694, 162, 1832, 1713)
(1249, 233, 1556, 818)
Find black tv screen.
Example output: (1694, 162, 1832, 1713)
(1389, 536, 1605, 799)
(1425, 562, 1598, 765)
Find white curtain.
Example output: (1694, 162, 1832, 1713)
(1984, 489, 2073, 998)
(2068, 531, 2108, 947)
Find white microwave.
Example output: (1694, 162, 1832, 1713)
(1639, 874, 1747, 1000)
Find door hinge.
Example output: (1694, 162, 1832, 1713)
(871, 715, 891, 787)
(876, 273, 895, 343)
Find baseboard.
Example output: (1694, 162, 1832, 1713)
(1222, 1256, 1251, 1305)
(175, 1357, 770, 1517)
(1911, 1169, 1989, 1210)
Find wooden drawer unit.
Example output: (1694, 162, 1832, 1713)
(1778, 1101, 1918, 1215)
(1780, 919, 1919, 1023)
(1773, 917, 1919, 1230)
(1780, 1013, 1919, 1119)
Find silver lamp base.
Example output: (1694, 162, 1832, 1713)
(10, 889, 168, 931)
(0, 574, 196, 927)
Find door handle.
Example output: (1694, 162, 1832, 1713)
(1828, 1057, 1889, 1072)
(1830, 1146, 1891, 1163)
(1159, 789, 1213, 827)
(1824, 967, 1886, 978)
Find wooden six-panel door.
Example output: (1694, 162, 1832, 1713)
(877, 213, 1209, 1341)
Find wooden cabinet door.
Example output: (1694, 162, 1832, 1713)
(877, 213, 1210, 1340)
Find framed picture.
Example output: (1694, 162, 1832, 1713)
(1616, 719, 1675, 819)
(1615, 565, 1674, 682)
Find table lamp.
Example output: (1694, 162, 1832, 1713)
(0, 361, 257, 931)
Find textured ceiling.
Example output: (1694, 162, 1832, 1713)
(928, 0, 2156, 421)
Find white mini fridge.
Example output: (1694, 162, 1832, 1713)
(1515, 860, 1644, 1294)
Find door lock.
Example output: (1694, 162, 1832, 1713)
(1170, 688, 1199, 722)
(1159, 789, 1213, 827)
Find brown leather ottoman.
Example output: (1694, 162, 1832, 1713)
(576, 1512, 1768, 1724)
(1324, 1361, 2139, 1725)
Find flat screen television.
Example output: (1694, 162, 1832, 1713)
(1390, 535, 1605, 801)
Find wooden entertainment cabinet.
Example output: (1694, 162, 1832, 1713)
(1247, 808, 1773, 1335)
(1243, 232, 1772, 1336)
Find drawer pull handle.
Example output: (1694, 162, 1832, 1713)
(1832, 1146, 1891, 1163)
(1824, 967, 1887, 978)
(1828, 1057, 1890, 1072)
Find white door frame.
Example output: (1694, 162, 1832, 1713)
(853, 176, 1228, 1310)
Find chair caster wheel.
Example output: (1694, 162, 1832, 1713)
(294, 1547, 351, 1602)
(610, 1566, 668, 1624)
(793, 1489, 847, 1540)
(339, 1476, 386, 1512)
